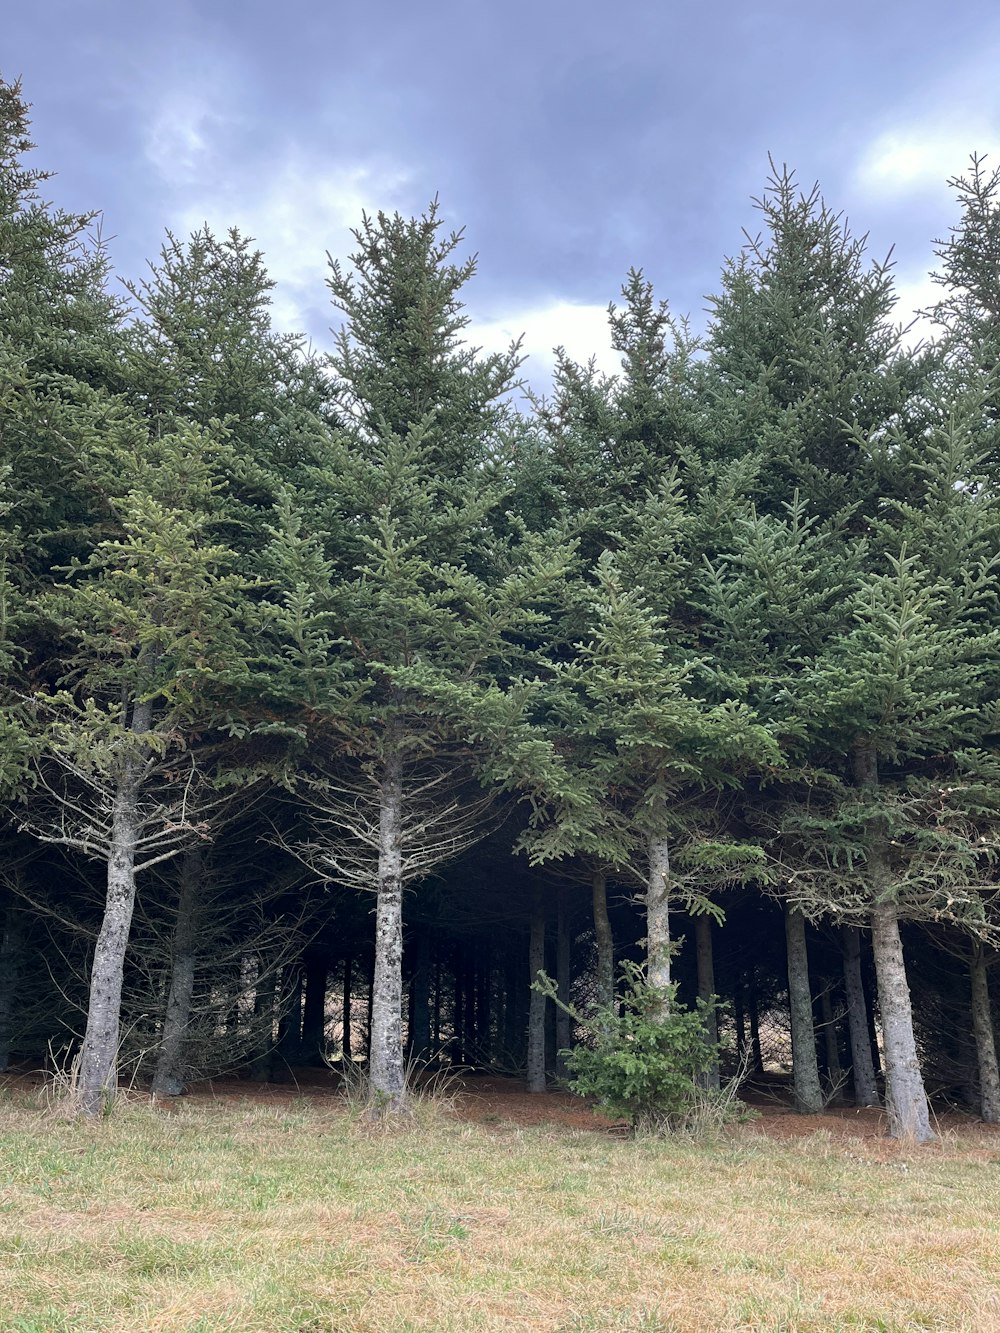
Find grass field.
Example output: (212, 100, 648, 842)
(1, 1087, 999, 1333)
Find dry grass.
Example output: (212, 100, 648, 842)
(1, 1086, 999, 1332)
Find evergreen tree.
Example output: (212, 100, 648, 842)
(21, 425, 255, 1114)
(257, 204, 567, 1115)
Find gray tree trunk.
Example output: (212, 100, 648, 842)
(852, 741, 934, 1142)
(695, 914, 720, 1091)
(591, 866, 614, 1013)
(819, 984, 844, 1102)
(969, 944, 1000, 1124)
(526, 882, 546, 1093)
(870, 902, 934, 1141)
(841, 924, 879, 1107)
(646, 802, 671, 1019)
(368, 742, 406, 1116)
(784, 905, 823, 1114)
(341, 955, 353, 1061)
(75, 697, 153, 1117)
(555, 886, 571, 1078)
(301, 951, 328, 1065)
(0, 891, 25, 1073)
(408, 930, 432, 1063)
(151, 845, 202, 1096)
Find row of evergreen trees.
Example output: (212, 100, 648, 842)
(2, 75, 999, 1140)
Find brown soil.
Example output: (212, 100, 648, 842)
(7, 1064, 1000, 1152)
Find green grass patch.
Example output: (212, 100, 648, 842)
(0, 1095, 998, 1331)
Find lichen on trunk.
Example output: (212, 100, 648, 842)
(367, 742, 407, 1117)
(784, 904, 823, 1114)
(852, 741, 934, 1142)
(645, 802, 671, 1021)
(969, 943, 1000, 1124)
(75, 696, 153, 1117)
(151, 844, 203, 1097)
(841, 924, 879, 1107)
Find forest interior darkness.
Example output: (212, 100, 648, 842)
(3, 74, 1000, 1144)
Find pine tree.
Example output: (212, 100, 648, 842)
(21, 424, 255, 1115)
(257, 204, 567, 1115)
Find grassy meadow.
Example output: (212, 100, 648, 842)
(1, 1088, 999, 1332)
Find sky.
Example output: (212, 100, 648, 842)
(6, 1, 1000, 394)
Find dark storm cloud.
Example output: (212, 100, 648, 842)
(5, 1, 1000, 384)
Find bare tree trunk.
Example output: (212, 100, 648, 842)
(503, 952, 519, 1064)
(432, 954, 441, 1057)
(341, 956, 353, 1061)
(646, 801, 671, 1020)
(784, 905, 823, 1114)
(408, 930, 431, 1063)
(852, 741, 934, 1142)
(591, 866, 614, 1012)
(75, 698, 152, 1117)
(841, 924, 879, 1107)
(870, 903, 934, 1141)
(526, 883, 546, 1093)
(748, 983, 764, 1075)
(301, 951, 328, 1066)
(556, 886, 571, 1078)
(819, 983, 844, 1103)
(694, 914, 720, 1091)
(734, 982, 747, 1063)
(969, 944, 1000, 1124)
(151, 845, 202, 1096)
(274, 963, 303, 1078)
(0, 892, 24, 1073)
(368, 742, 406, 1115)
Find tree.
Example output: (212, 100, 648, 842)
(256, 204, 567, 1116)
(20, 425, 255, 1115)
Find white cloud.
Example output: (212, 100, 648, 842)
(469, 300, 619, 390)
(145, 93, 229, 189)
(176, 155, 412, 333)
(891, 269, 942, 349)
(856, 126, 997, 199)
(853, 48, 1000, 203)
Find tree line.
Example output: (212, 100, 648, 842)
(2, 76, 999, 1140)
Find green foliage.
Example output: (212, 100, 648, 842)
(553, 963, 723, 1133)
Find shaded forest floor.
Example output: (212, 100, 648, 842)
(5, 1063, 1000, 1156)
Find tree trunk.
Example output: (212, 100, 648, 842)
(503, 952, 519, 1065)
(734, 982, 747, 1062)
(748, 983, 764, 1076)
(300, 951, 328, 1066)
(408, 930, 431, 1063)
(852, 741, 934, 1142)
(646, 802, 671, 1019)
(75, 697, 152, 1117)
(526, 883, 546, 1093)
(452, 951, 464, 1063)
(432, 954, 441, 1057)
(151, 845, 202, 1096)
(556, 886, 571, 1078)
(870, 903, 934, 1141)
(368, 742, 406, 1115)
(784, 905, 823, 1114)
(819, 983, 844, 1102)
(694, 914, 720, 1091)
(591, 866, 614, 1012)
(274, 963, 303, 1078)
(969, 944, 1000, 1124)
(341, 955, 353, 1061)
(0, 892, 25, 1073)
(841, 925, 879, 1107)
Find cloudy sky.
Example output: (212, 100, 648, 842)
(6, 2, 1000, 391)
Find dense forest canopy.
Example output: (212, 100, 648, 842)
(3, 76, 1000, 1141)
